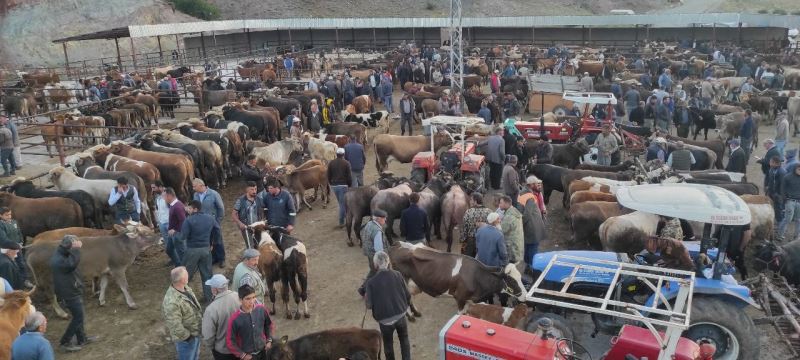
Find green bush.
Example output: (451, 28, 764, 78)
(169, 0, 221, 20)
(772, 9, 787, 15)
(757, 9, 769, 14)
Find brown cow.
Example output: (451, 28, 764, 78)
(313, 133, 350, 148)
(569, 190, 617, 207)
(32, 227, 113, 244)
(441, 184, 469, 252)
(91, 147, 162, 187)
(261, 68, 277, 87)
(40, 115, 66, 158)
(276, 160, 330, 211)
(328, 122, 367, 144)
(26, 223, 160, 318)
(568, 180, 612, 196)
(249, 221, 282, 315)
(561, 170, 634, 208)
(352, 95, 372, 114)
(107, 142, 194, 201)
(577, 61, 604, 76)
(0, 192, 83, 239)
(373, 134, 451, 173)
(569, 201, 630, 249)
(665, 135, 725, 169)
(268, 328, 381, 360)
(0, 290, 35, 360)
(420, 98, 440, 118)
(465, 302, 529, 329)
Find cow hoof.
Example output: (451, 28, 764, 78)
(406, 315, 416, 322)
(99, 300, 106, 307)
(412, 310, 422, 317)
(347, 241, 354, 247)
(270, 309, 276, 315)
(128, 304, 139, 310)
(303, 313, 311, 319)
(293, 312, 301, 320)
(286, 313, 293, 320)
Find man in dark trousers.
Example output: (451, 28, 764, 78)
(258, 178, 297, 235)
(358, 209, 388, 297)
(399, 192, 430, 245)
(740, 109, 755, 162)
(164, 187, 186, 267)
(484, 127, 506, 190)
(108, 177, 142, 224)
(0, 207, 27, 287)
(226, 284, 274, 360)
(232, 182, 264, 249)
(241, 154, 265, 192)
(344, 138, 367, 187)
(0, 240, 22, 290)
(726, 138, 747, 174)
(328, 148, 353, 227)
(765, 156, 786, 224)
(51, 235, 97, 352)
(180, 200, 220, 303)
(365, 251, 411, 360)
(628, 101, 646, 126)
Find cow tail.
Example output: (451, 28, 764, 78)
(373, 142, 381, 173)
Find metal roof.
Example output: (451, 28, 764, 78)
(53, 13, 800, 42)
(126, 13, 800, 38)
(52, 27, 131, 43)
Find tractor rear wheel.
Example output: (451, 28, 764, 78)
(410, 168, 427, 184)
(683, 297, 759, 360)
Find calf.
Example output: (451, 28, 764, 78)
(267, 328, 381, 360)
(755, 239, 800, 285)
(561, 169, 634, 208)
(253, 139, 304, 168)
(302, 133, 338, 163)
(26, 223, 160, 319)
(0, 290, 35, 360)
(389, 242, 525, 314)
(249, 221, 282, 315)
(0, 192, 83, 239)
(344, 111, 389, 128)
(275, 160, 330, 211)
(343, 175, 405, 247)
(465, 302, 529, 329)
(370, 183, 415, 242)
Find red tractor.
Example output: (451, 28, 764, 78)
(411, 116, 488, 192)
(515, 91, 617, 143)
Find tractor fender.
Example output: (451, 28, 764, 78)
(645, 279, 757, 309)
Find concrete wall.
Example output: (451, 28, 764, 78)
(183, 26, 788, 53)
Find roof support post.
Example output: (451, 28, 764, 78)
(62, 42, 70, 76)
(581, 26, 586, 46)
(157, 35, 164, 63)
(130, 37, 138, 70)
(114, 37, 123, 72)
(288, 28, 293, 51)
(645, 25, 650, 41)
(309, 28, 314, 48)
(531, 26, 535, 46)
(373, 28, 377, 49)
(737, 22, 742, 46)
(200, 32, 207, 60)
(712, 23, 717, 49)
(246, 29, 252, 53)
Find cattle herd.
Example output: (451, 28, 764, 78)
(1, 37, 800, 359)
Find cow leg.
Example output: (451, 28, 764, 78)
(299, 271, 310, 318)
(98, 273, 110, 306)
(281, 276, 292, 319)
(267, 280, 278, 315)
(52, 292, 70, 319)
(406, 280, 423, 317)
(111, 268, 138, 310)
(289, 275, 302, 320)
(345, 213, 355, 247)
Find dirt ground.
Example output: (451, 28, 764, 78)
(22, 91, 795, 359)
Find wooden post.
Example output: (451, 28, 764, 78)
(129, 37, 138, 70)
(62, 43, 70, 75)
(114, 38, 123, 72)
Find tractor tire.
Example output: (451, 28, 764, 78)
(683, 297, 759, 360)
(410, 168, 427, 184)
(525, 312, 574, 340)
(552, 105, 569, 117)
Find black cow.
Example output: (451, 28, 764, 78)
(576, 159, 635, 172)
(549, 139, 591, 169)
(227, 80, 259, 97)
(202, 78, 225, 91)
(755, 239, 800, 285)
(176, 125, 232, 179)
(166, 66, 192, 80)
(221, 105, 278, 143)
(258, 97, 302, 121)
(500, 77, 528, 102)
(271, 229, 309, 320)
(267, 328, 381, 360)
(529, 164, 569, 204)
(690, 108, 717, 140)
(344, 111, 389, 128)
(682, 179, 759, 195)
(5, 180, 102, 229)
(344, 175, 406, 247)
(204, 114, 251, 142)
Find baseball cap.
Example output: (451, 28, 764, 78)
(205, 274, 229, 288)
(242, 248, 260, 260)
(336, 148, 345, 155)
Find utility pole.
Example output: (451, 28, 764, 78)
(449, 0, 463, 93)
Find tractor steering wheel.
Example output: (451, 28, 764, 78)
(556, 338, 592, 360)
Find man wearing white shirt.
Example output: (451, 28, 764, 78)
(108, 177, 141, 224)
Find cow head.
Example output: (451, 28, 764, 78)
(754, 241, 784, 273)
(266, 336, 294, 360)
(498, 263, 526, 303)
(47, 166, 68, 183)
(114, 222, 161, 250)
(0, 288, 37, 326)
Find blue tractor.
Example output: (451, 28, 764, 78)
(529, 184, 760, 360)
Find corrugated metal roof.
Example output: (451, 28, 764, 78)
(127, 14, 800, 38)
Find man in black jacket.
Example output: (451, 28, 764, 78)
(757, 139, 781, 176)
(365, 251, 411, 360)
(241, 155, 265, 192)
(726, 138, 747, 174)
(51, 235, 96, 352)
(0, 240, 22, 290)
(328, 148, 353, 227)
(399, 193, 429, 245)
(628, 101, 646, 126)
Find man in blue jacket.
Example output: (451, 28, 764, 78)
(475, 213, 508, 268)
(192, 179, 225, 268)
(259, 178, 297, 236)
(180, 200, 219, 303)
(344, 138, 367, 186)
(399, 193, 430, 245)
(11, 312, 55, 360)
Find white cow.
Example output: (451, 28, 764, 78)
(599, 211, 661, 252)
(252, 139, 304, 167)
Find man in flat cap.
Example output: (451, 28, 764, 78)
(358, 209, 389, 297)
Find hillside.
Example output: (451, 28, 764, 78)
(1, 0, 796, 68)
